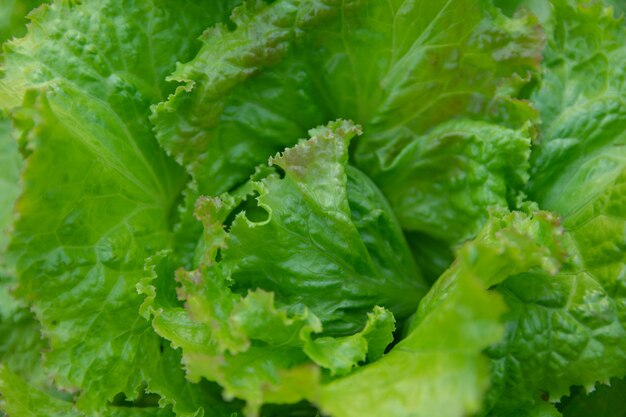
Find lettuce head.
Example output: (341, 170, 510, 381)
(0, 1, 625, 417)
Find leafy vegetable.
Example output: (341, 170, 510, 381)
(1, 1, 625, 417)
(140, 120, 422, 415)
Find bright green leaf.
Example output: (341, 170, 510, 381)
(0, 0, 244, 414)
(141, 120, 417, 415)
(492, 0, 626, 411)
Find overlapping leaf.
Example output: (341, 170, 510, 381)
(318, 208, 564, 417)
(0, 1, 244, 414)
(0, 365, 176, 417)
(0, 2, 47, 405)
(152, 0, 543, 251)
(1, 1, 624, 416)
(140, 120, 423, 415)
(372, 120, 533, 245)
(481, 1, 626, 413)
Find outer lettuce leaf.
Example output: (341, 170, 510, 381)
(0, 365, 176, 417)
(0, 110, 45, 401)
(0, 365, 83, 417)
(490, 0, 626, 412)
(0, 305, 46, 392)
(140, 120, 422, 415)
(0, 4, 51, 408)
(317, 208, 564, 417)
(486, 252, 626, 413)
(152, 0, 543, 241)
(315, 1, 541, 169)
(343, 0, 541, 246)
(151, 0, 338, 263)
(528, 0, 626, 212)
(0, 1, 243, 414)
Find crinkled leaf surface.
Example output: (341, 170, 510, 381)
(1, 1, 624, 416)
(152, 0, 336, 197)
(317, 208, 564, 417)
(372, 119, 533, 245)
(528, 1, 626, 215)
(318, 270, 505, 417)
(152, 0, 543, 223)
(484, 0, 626, 413)
(0, 299, 46, 391)
(0, 0, 244, 414)
(152, 0, 544, 294)
(223, 121, 426, 333)
(0, 365, 176, 417)
(0, 1, 48, 399)
(457, 2, 626, 413)
(486, 256, 626, 413)
(141, 120, 418, 415)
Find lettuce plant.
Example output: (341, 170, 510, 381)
(0, 1, 625, 417)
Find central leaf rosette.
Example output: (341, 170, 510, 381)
(140, 120, 428, 414)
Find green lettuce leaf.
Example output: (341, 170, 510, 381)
(0, 364, 83, 417)
(221, 121, 426, 333)
(485, 248, 626, 413)
(152, 0, 543, 228)
(372, 119, 533, 246)
(0, 4, 49, 408)
(0, 0, 37, 354)
(0, 1, 244, 414)
(0, 306, 47, 403)
(0, 110, 45, 398)
(140, 120, 423, 415)
(318, 208, 564, 417)
(151, 0, 544, 290)
(487, 0, 626, 411)
(0, 365, 177, 417)
(528, 0, 626, 214)
(0, 0, 42, 45)
(151, 0, 334, 197)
